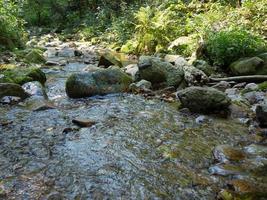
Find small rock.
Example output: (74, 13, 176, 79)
(195, 115, 210, 124)
(0, 83, 30, 100)
(123, 64, 139, 81)
(233, 82, 247, 89)
(45, 60, 60, 66)
(212, 81, 231, 92)
(72, 119, 96, 127)
(243, 91, 265, 105)
(213, 145, 246, 163)
(244, 83, 258, 91)
(129, 80, 152, 92)
(256, 104, 267, 127)
(22, 81, 44, 96)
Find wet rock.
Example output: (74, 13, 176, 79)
(0, 83, 30, 100)
(57, 47, 75, 57)
(229, 57, 265, 75)
(243, 91, 265, 105)
(22, 81, 44, 96)
(138, 56, 184, 88)
(195, 115, 211, 124)
(33, 103, 56, 112)
(209, 164, 243, 176)
(66, 67, 132, 98)
(46, 191, 63, 200)
(0, 67, 46, 85)
(72, 119, 96, 127)
(45, 60, 60, 66)
(212, 81, 231, 92)
(177, 87, 231, 113)
(25, 49, 46, 64)
(225, 88, 242, 101)
(229, 101, 250, 119)
(129, 80, 152, 93)
(256, 104, 267, 127)
(213, 145, 246, 163)
(74, 49, 83, 57)
(244, 144, 267, 156)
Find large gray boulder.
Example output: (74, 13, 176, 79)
(177, 86, 231, 113)
(66, 67, 133, 98)
(138, 56, 184, 88)
(229, 57, 265, 75)
(0, 83, 30, 100)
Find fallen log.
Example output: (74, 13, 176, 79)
(210, 75, 267, 83)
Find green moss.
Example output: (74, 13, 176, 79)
(25, 49, 46, 64)
(258, 81, 267, 91)
(0, 67, 46, 85)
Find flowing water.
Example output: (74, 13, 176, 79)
(0, 44, 266, 199)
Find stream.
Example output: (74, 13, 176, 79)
(0, 41, 266, 199)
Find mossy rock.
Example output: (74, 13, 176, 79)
(0, 83, 30, 99)
(0, 66, 46, 85)
(66, 66, 133, 98)
(25, 49, 46, 64)
(98, 50, 134, 68)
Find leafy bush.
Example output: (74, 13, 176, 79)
(203, 29, 267, 67)
(0, 0, 26, 51)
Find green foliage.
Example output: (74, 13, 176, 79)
(0, 0, 26, 51)
(203, 29, 267, 67)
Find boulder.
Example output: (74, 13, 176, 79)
(177, 86, 231, 113)
(256, 104, 267, 127)
(229, 57, 265, 75)
(138, 56, 184, 88)
(0, 83, 30, 100)
(25, 49, 46, 64)
(66, 67, 132, 98)
(192, 60, 215, 76)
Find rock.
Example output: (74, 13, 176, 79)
(244, 83, 258, 91)
(22, 81, 44, 96)
(66, 67, 133, 98)
(164, 54, 181, 64)
(25, 49, 46, 64)
(175, 57, 208, 86)
(257, 52, 267, 74)
(225, 88, 242, 101)
(138, 56, 184, 88)
(45, 60, 60, 66)
(72, 119, 96, 127)
(57, 47, 75, 57)
(244, 144, 267, 156)
(0, 67, 46, 85)
(213, 145, 246, 163)
(212, 81, 231, 92)
(229, 101, 250, 119)
(129, 80, 152, 92)
(177, 87, 231, 113)
(233, 82, 247, 89)
(0, 83, 30, 100)
(74, 49, 83, 57)
(229, 57, 265, 75)
(256, 104, 267, 127)
(98, 50, 132, 68)
(243, 91, 265, 105)
(192, 60, 215, 76)
(123, 64, 139, 81)
(195, 115, 211, 124)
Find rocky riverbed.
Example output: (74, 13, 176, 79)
(0, 35, 267, 199)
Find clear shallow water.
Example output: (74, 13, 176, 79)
(0, 48, 266, 199)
